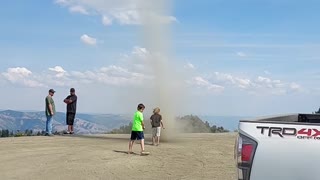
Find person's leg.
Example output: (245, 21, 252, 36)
(66, 113, 69, 133)
(140, 139, 145, 152)
(128, 131, 136, 154)
(139, 132, 145, 153)
(128, 140, 134, 153)
(66, 113, 73, 133)
(46, 115, 49, 134)
(157, 127, 161, 145)
(152, 128, 156, 145)
(48, 116, 53, 135)
(70, 113, 75, 133)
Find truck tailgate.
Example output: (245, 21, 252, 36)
(240, 121, 320, 180)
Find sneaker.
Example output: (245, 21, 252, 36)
(140, 151, 150, 156)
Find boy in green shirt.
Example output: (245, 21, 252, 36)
(128, 103, 149, 155)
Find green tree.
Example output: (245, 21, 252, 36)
(25, 129, 33, 136)
(210, 125, 217, 133)
(1, 129, 9, 137)
(205, 121, 210, 128)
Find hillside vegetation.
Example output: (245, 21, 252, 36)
(108, 115, 229, 134)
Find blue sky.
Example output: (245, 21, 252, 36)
(0, 0, 320, 116)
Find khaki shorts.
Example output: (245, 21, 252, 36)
(152, 127, 161, 137)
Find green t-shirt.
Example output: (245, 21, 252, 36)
(132, 111, 144, 131)
(45, 95, 56, 116)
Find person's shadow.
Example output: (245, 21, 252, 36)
(113, 150, 139, 155)
(144, 142, 155, 146)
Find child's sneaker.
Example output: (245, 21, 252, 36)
(140, 151, 150, 156)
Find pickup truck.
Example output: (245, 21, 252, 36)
(235, 114, 320, 180)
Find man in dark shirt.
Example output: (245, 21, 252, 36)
(64, 88, 77, 134)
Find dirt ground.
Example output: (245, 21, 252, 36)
(0, 133, 237, 180)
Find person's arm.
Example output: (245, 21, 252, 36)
(49, 104, 54, 115)
(141, 113, 145, 129)
(161, 121, 165, 129)
(69, 96, 77, 103)
(64, 96, 71, 104)
(64, 95, 76, 104)
(160, 115, 164, 129)
(47, 97, 54, 115)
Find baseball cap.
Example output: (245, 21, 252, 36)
(70, 88, 75, 92)
(49, 89, 56, 93)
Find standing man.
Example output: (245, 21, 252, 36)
(64, 88, 77, 134)
(45, 89, 56, 136)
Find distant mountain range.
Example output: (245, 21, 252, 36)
(0, 110, 131, 134)
(0, 110, 246, 134)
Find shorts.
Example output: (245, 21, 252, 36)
(66, 112, 75, 125)
(130, 131, 144, 140)
(152, 127, 161, 137)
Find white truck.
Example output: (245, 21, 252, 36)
(235, 114, 320, 180)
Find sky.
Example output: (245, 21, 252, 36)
(1, 0, 320, 116)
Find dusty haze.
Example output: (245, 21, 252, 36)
(137, 0, 188, 141)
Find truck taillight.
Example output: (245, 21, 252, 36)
(242, 144, 253, 162)
(235, 134, 257, 180)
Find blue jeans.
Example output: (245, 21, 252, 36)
(46, 115, 53, 135)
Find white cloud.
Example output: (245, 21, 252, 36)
(195, 72, 304, 95)
(131, 46, 149, 59)
(184, 63, 195, 70)
(55, 0, 69, 5)
(80, 34, 97, 45)
(69, 5, 89, 15)
(213, 72, 253, 89)
(71, 65, 148, 86)
(111, 10, 141, 25)
(118, 46, 153, 74)
(49, 66, 66, 73)
(4, 67, 32, 79)
(140, 11, 177, 24)
(255, 76, 284, 89)
(188, 76, 224, 93)
(290, 82, 300, 90)
(264, 70, 271, 75)
(289, 82, 303, 92)
(54, 0, 178, 26)
(1, 64, 150, 88)
(2, 67, 44, 87)
(236, 52, 247, 57)
(49, 66, 67, 78)
(102, 15, 113, 26)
